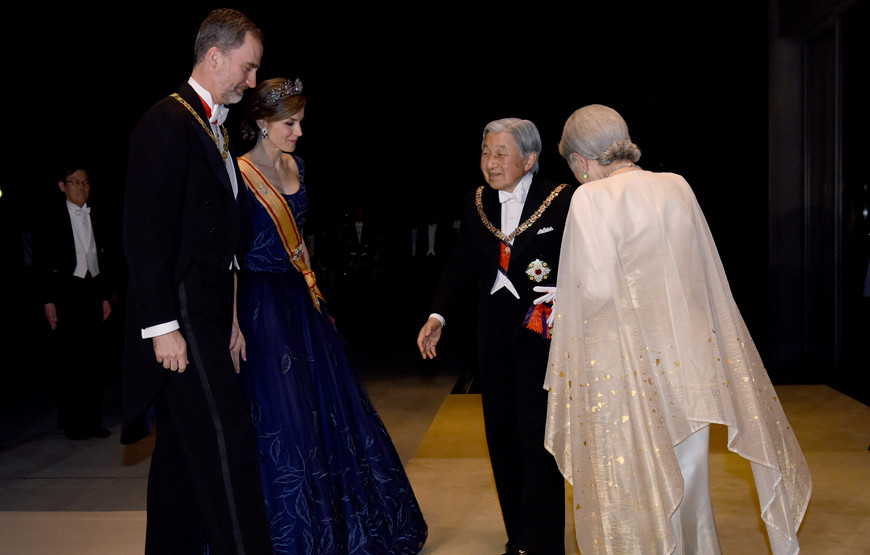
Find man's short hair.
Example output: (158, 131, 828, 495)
(193, 8, 263, 65)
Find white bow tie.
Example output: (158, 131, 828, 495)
(74, 206, 91, 217)
(499, 189, 523, 204)
(209, 104, 229, 126)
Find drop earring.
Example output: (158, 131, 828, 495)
(261, 127, 268, 140)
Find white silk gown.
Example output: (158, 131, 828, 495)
(544, 170, 811, 554)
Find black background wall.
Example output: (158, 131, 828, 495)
(0, 2, 795, 398)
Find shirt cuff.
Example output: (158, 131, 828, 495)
(429, 313, 446, 327)
(142, 321, 180, 339)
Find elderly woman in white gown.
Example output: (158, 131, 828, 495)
(544, 104, 811, 555)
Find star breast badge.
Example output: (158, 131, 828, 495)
(525, 259, 551, 282)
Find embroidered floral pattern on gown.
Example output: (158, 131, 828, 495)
(238, 154, 427, 554)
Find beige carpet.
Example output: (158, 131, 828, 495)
(1, 383, 868, 554)
(406, 384, 870, 554)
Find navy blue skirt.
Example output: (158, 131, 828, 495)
(238, 268, 427, 554)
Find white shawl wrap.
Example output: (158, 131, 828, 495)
(544, 170, 811, 554)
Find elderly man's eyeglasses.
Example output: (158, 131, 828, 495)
(65, 179, 90, 187)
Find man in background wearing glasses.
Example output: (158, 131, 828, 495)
(34, 165, 115, 440)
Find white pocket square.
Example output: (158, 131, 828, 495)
(537, 227, 554, 235)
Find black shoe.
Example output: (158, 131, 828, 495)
(502, 541, 536, 555)
(64, 430, 88, 440)
(87, 428, 111, 438)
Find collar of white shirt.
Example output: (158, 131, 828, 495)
(187, 77, 228, 126)
(498, 172, 533, 204)
(66, 200, 90, 217)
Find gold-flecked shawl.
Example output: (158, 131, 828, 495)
(544, 171, 811, 555)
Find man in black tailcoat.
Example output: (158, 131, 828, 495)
(121, 8, 272, 554)
(417, 118, 574, 555)
(35, 165, 114, 440)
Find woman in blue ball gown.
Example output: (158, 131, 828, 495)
(235, 77, 427, 554)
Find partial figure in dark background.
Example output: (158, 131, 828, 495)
(337, 204, 381, 340)
(34, 165, 115, 440)
(401, 203, 456, 327)
(415, 206, 457, 302)
(400, 201, 476, 382)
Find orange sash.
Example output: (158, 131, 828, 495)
(238, 157, 324, 311)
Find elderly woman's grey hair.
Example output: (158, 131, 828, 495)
(558, 105, 641, 166)
(482, 118, 542, 174)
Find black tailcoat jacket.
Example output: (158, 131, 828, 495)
(432, 175, 574, 350)
(121, 83, 271, 554)
(121, 82, 251, 443)
(34, 198, 115, 434)
(430, 173, 574, 553)
(36, 199, 114, 309)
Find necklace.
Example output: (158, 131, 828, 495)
(171, 94, 230, 162)
(605, 162, 637, 177)
(475, 183, 568, 249)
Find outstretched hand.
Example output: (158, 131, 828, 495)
(417, 317, 443, 360)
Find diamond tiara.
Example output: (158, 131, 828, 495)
(266, 78, 303, 102)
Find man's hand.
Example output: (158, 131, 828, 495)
(153, 330, 188, 372)
(532, 285, 556, 304)
(229, 323, 246, 374)
(417, 317, 443, 360)
(44, 303, 58, 330)
(102, 300, 112, 322)
(533, 285, 557, 329)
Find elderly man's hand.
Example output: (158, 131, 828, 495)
(533, 285, 556, 304)
(417, 317, 443, 360)
(533, 286, 557, 329)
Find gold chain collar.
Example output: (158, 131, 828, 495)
(171, 93, 230, 162)
(475, 183, 568, 246)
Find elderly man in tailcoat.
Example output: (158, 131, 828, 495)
(418, 118, 574, 555)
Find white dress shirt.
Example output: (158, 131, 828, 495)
(426, 223, 437, 256)
(66, 201, 100, 279)
(187, 77, 238, 198)
(489, 172, 532, 298)
(430, 172, 533, 327)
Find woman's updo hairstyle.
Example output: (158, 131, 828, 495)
(558, 104, 641, 166)
(240, 78, 307, 142)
